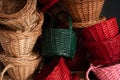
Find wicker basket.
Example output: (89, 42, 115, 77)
(42, 12, 77, 58)
(0, 30, 40, 57)
(81, 17, 119, 41)
(83, 34, 120, 66)
(0, 0, 44, 31)
(35, 57, 79, 80)
(86, 63, 120, 80)
(72, 16, 106, 28)
(0, 53, 42, 80)
(62, 0, 105, 23)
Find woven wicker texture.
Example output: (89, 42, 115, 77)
(62, 0, 105, 23)
(0, 0, 44, 31)
(0, 30, 40, 57)
(72, 16, 106, 28)
(0, 53, 42, 80)
(83, 34, 120, 66)
(42, 12, 77, 58)
(81, 17, 119, 41)
(35, 57, 79, 80)
(86, 63, 120, 80)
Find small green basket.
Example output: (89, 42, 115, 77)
(41, 11, 77, 58)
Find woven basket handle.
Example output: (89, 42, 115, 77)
(30, 0, 37, 11)
(52, 11, 72, 30)
(0, 64, 14, 80)
(86, 64, 101, 80)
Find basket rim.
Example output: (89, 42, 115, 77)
(81, 17, 116, 29)
(0, 0, 36, 18)
(0, 53, 42, 66)
(0, 30, 40, 40)
(63, 0, 104, 3)
(72, 16, 106, 28)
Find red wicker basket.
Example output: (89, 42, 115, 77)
(83, 34, 120, 66)
(81, 17, 119, 41)
(35, 57, 79, 80)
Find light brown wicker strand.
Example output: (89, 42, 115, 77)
(0, 0, 43, 31)
(62, 0, 105, 23)
(72, 16, 106, 28)
(0, 54, 41, 80)
(0, 30, 40, 57)
(89, 2, 92, 21)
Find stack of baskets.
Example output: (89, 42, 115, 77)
(0, 0, 44, 80)
(62, 0, 120, 80)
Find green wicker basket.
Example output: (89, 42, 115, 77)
(42, 11, 77, 58)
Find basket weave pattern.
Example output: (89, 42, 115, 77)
(35, 57, 79, 80)
(0, 31, 40, 57)
(62, 0, 105, 23)
(81, 17, 119, 41)
(0, 53, 42, 80)
(0, 0, 44, 79)
(86, 64, 120, 80)
(0, 0, 44, 31)
(42, 29, 77, 58)
(83, 34, 120, 66)
(72, 16, 106, 28)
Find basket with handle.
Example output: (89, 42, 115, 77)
(0, 52, 42, 80)
(61, 0, 105, 23)
(42, 11, 77, 58)
(0, 29, 40, 57)
(86, 63, 120, 80)
(0, 0, 44, 31)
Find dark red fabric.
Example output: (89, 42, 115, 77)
(35, 57, 79, 80)
(38, 0, 58, 12)
(81, 17, 119, 41)
(83, 34, 120, 66)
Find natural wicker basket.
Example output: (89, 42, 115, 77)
(0, 30, 40, 57)
(72, 16, 106, 28)
(62, 0, 105, 23)
(0, 0, 44, 31)
(0, 53, 42, 80)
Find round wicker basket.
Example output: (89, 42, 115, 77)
(62, 0, 105, 23)
(0, 0, 44, 31)
(0, 30, 40, 57)
(0, 53, 42, 80)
